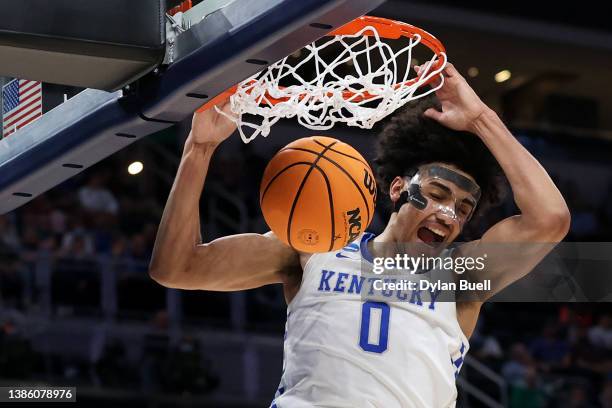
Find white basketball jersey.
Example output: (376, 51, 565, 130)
(270, 233, 469, 408)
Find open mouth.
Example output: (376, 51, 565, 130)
(417, 226, 447, 246)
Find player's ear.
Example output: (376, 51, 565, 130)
(389, 176, 405, 204)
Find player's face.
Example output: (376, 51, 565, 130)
(390, 163, 479, 249)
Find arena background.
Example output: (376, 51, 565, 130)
(1, 0, 611, 407)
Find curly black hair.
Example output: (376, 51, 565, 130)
(374, 95, 506, 219)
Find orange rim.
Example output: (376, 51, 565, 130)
(196, 86, 237, 113)
(197, 16, 446, 112)
(331, 16, 445, 57)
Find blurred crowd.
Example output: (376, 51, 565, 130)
(0, 168, 160, 264)
(0, 168, 162, 313)
(469, 304, 612, 408)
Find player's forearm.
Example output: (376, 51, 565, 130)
(150, 135, 218, 280)
(179, 134, 211, 245)
(471, 109, 570, 234)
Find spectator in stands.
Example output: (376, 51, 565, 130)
(0, 214, 20, 250)
(78, 171, 119, 215)
(502, 342, 534, 386)
(123, 233, 151, 273)
(508, 365, 548, 408)
(20, 222, 41, 255)
(570, 325, 612, 379)
(529, 323, 571, 373)
(57, 208, 88, 248)
(589, 314, 612, 350)
(468, 317, 503, 364)
(89, 212, 116, 255)
(559, 305, 594, 340)
(46, 190, 75, 240)
(60, 223, 95, 257)
(18, 197, 58, 253)
(111, 235, 129, 259)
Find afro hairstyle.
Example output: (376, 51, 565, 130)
(374, 95, 506, 219)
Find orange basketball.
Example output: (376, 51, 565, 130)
(260, 136, 377, 253)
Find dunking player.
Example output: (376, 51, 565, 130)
(150, 64, 570, 407)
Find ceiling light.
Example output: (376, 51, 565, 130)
(128, 161, 143, 175)
(495, 69, 511, 83)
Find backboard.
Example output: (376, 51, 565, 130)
(0, 0, 384, 214)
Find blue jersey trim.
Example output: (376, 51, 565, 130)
(359, 232, 376, 264)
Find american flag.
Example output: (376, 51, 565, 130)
(2, 79, 42, 138)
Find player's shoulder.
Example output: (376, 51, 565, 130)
(336, 232, 375, 261)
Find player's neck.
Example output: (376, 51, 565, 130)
(374, 212, 396, 243)
(373, 212, 431, 259)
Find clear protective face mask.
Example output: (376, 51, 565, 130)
(398, 164, 481, 226)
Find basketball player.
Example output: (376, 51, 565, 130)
(150, 63, 570, 407)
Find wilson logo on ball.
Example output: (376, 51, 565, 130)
(363, 170, 376, 196)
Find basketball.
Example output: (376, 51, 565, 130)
(260, 136, 377, 253)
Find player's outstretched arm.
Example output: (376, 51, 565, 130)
(422, 63, 570, 295)
(149, 101, 300, 291)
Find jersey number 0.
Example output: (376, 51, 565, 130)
(359, 301, 390, 353)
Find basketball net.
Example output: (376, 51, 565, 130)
(216, 17, 447, 143)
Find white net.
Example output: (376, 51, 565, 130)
(218, 22, 447, 143)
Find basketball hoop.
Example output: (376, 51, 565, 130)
(200, 16, 447, 143)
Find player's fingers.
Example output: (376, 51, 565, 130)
(443, 63, 462, 79)
(415, 64, 442, 88)
(431, 72, 444, 88)
(414, 63, 432, 75)
(443, 63, 456, 75)
(217, 97, 232, 114)
(196, 88, 235, 113)
(423, 107, 443, 122)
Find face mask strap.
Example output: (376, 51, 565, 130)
(420, 164, 481, 200)
(395, 184, 427, 212)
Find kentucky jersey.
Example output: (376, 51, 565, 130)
(271, 233, 469, 408)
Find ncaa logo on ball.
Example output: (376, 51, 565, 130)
(298, 229, 319, 246)
(346, 208, 362, 243)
